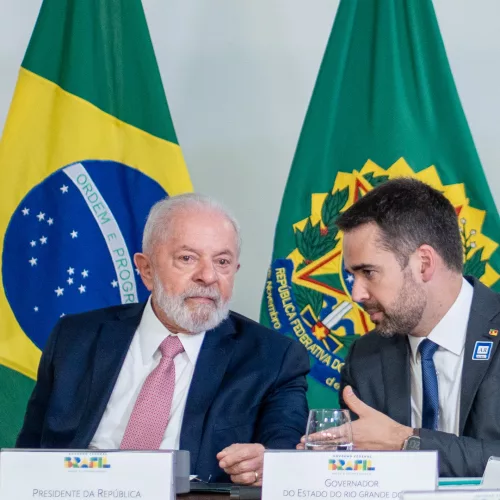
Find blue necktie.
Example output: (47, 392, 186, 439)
(419, 339, 439, 430)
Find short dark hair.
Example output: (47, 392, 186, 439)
(336, 177, 463, 272)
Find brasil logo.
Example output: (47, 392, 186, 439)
(328, 459, 375, 471)
(64, 456, 111, 469)
(265, 158, 499, 393)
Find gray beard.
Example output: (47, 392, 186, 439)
(152, 273, 230, 334)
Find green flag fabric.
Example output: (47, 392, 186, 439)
(261, 0, 500, 408)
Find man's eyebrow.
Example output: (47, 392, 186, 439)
(347, 263, 380, 272)
(178, 245, 200, 254)
(178, 246, 235, 258)
(214, 249, 235, 258)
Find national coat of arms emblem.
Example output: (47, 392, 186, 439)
(265, 158, 499, 392)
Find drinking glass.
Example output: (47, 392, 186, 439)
(304, 409, 353, 451)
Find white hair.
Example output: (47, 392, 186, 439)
(142, 192, 241, 256)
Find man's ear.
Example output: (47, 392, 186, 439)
(416, 244, 437, 283)
(134, 253, 154, 291)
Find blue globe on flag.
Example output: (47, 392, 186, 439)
(3, 160, 167, 351)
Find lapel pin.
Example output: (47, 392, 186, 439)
(489, 329, 498, 337)
(473, 341, 493, 361)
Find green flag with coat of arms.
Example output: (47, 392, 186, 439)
(260, 0, 500, 408)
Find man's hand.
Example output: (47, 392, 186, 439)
(217, 443, 264, 486)
(343, 386, 412, 450)
(296, 386, 412, 451)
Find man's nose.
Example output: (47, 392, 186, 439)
(350, 278, 369, 303)
(193, 259, 218, 285)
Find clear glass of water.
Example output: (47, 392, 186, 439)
(304, 409, 353, 451)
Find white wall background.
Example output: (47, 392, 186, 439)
(1, 0, 499, 321)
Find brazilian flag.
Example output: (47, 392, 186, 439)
(261, 0, 500, 408)
(0, 0, 192, 446)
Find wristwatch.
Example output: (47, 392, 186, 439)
(402, 428, 421, 450)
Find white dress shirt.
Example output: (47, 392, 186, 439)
(90, 298, 205, 449)
(408, 278, 473, 435)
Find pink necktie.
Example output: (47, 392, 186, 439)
(120, 335, 184, 450)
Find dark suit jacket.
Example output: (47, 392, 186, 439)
(16, 303, 309, 482)
(340, 277, 500, 477)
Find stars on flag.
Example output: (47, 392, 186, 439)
(27, 256, 98, 314)
(18, 195, 137, 320)
(346, 274, 354, 284)
(13, 170, 149, 331)
(23, 206, 54, 226)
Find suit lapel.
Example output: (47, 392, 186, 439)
(180, 317, 237, 473)
(381, 335, 411, 426)
(459, 278, 500, 434)
(73, 304, 146, 447)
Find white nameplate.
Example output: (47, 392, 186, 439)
(0, 449, 174, 500)
(262, 450, 438, 500)
(482, 456, 500, 489)
(403, 492, 500, 500)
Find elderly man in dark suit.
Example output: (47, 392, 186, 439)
(17, 193, 309, 485)
(334, 178, 500, 477)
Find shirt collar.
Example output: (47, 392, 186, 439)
(137, 296, 206, 365)
(408, 277, 474, 362)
